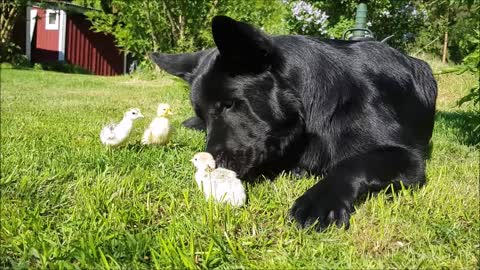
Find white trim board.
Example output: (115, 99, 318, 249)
(25, 7, 37, 61)
(58, 10, 67, 61)
(123, 52, 127, 74)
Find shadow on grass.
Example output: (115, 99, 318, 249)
(8, 64, 32, 70)
(125, 142, 146, 152)
(6, 61, 92, 75)
(435, 110, 480, 146)
(124, 141, 194, 152)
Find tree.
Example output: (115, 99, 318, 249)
(417, 0, 478, 62)
(284, 0, 430, 51)
(0, 0, 28, 45)
(81, 0, 287, 60)
(0, 0, 29, 63)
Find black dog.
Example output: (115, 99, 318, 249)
(151, 16, 437, 230)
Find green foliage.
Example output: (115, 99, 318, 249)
(224, 1, 288, 35)
(327, 16, 355, 39)
(438, 31, 479, 106)
(84, 0, 223, 56)
(197, 0, 289, 52)
(435, 30, 479, 131)
(455, 32, 479, 115)
(76, 0, 478, 64)
(285, 0, 429, 50)
(0, 0, 29, 64)
(0, 42, 29, 66)
(3, 0, 480, 66)
(82, 0, 287, 60)
(416, 0, 479, 62)
(0, 0, 29, 42)
(447, 10, 479, 62)
(368, 1, 428, 50)
(283, 0, 478, 58)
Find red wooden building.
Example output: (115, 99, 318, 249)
(14, 0, 127, 76)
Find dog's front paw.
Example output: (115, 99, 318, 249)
(182, 116, 206, 131)
(289, 187, 351, 231)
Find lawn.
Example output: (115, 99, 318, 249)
(1, 63, 478, 269)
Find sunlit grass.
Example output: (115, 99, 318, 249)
(1, 63, 478, 269)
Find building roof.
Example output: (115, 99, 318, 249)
(31, 0, 100, 13)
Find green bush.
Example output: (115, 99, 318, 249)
(437, 30, 479, 130)
(0, 42, 29, 67)
(456, 32, 480, 110)
(76, 0, 478, 66)
(413, 1, 479, 63)
(81, 0, 287, 59)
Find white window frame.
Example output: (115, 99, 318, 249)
(45, 9, 59, 30)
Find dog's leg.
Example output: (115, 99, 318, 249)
(289, 146, 425, 231)
(182, 116, 206, 131)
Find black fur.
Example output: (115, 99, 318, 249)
(151, 16, 437, 231)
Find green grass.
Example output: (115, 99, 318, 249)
(1, 63, 478, 269)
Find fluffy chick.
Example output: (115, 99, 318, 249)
(191, 152, 246, 207)
(142, 103, 173, 145)
(100, 108, 143, 147)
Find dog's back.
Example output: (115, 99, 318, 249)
(271, 36, 437, 167)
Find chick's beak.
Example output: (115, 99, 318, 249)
(167, 109, 173, 115)
(138, 113, 144, 118)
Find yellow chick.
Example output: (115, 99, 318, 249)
(142, 103, 173, 145)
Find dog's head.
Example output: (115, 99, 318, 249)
(151, 16, 305, 177)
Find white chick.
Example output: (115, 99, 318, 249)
(100, 108, 144, 147)
(191, 152, 246, 207)
(142, 103, 173, 145)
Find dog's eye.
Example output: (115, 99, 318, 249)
(223, 100, 234, 110)
(214, 101, 234, 113)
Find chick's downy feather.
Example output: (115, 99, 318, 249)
(142, 117, 171, 145)
(100, 124, 116, 140)
(192, 152, 246, 207)
(100, 108, 143, 147)
(142, 104, 173, 145)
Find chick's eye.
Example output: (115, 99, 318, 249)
(132, 112, 137, 115)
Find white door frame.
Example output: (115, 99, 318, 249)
(25, 6, 37, 61)
(58, 10, 67, 61)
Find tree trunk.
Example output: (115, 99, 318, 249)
(161, 0, 179, 47)
(144, 0, 159, 51)
(0, 2, 19, 44)
(442, 31, 448, 64)
(178, 15, 184, 41)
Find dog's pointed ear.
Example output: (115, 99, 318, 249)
(149, 51, 206, 82)
(212, 16, 273, 68)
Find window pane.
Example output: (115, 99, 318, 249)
(48, 12, 57, 24)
